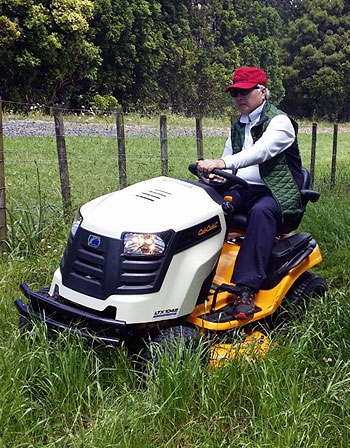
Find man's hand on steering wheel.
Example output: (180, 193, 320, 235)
(189, 162, 248, 190)
(196, 158, 226, 175)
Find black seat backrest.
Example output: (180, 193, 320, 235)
(301, 166, 310, 190)
(229, 166, 320, 234)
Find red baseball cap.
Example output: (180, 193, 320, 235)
(225, 67, 267, 91)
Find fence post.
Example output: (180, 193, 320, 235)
(160, 115, 168, 176)
(196, 116, 203, 159)
(310, 122, 317, 188)
(0, 98, 7, 254)
(53, 105, 71, 213)
(331, 123, 338, 188)
(116, 109, 127, 189)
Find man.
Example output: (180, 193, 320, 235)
(197, 66, 303, 319)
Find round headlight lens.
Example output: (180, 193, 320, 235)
(123, 233, 166, 255)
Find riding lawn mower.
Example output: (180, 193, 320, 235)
(15, 164, 327, 364)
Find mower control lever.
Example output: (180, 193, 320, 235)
(188, 163, 249, 189)
(211, 283, 242, 314)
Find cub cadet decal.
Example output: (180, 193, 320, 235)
(153, 308, 179, 318)
(173, 215, 222, 254)
(198, 221, 219, 236)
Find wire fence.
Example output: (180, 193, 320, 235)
(0, 99, 348, 253)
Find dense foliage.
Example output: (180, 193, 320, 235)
(282, 0, 350, 120)
(1, 0, 350, 118)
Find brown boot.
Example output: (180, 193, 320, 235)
(232, 286, 256, 319)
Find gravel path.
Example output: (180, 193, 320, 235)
(2, 117, 347, 138)
(3, 118, 226, 138)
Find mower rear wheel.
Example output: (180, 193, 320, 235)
(285, 271, 327, 314)
(258, 271, 327, 331)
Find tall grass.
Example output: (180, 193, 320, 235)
(5, 162, 56, 255)
(1, 126, 350, 447)
(1, 289, 350, 447)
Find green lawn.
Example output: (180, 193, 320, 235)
(1, 125, 350, 447)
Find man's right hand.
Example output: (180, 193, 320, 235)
(196, 158, 226, 175)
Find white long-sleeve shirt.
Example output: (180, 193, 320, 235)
(221, 101, 296, 185)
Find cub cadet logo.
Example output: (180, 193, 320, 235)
(198, 221, 219, 236)
(153, 308, 179, 318)
(88, 234, 101, 248)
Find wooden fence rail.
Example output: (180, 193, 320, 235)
(310, 122, 317, 189)
(196, 116, 203, 160)
(116, 109, 127, 189)
(331, 124, 338, 188)
(53, 105, 71, 213)
(160, 115, 168, 176)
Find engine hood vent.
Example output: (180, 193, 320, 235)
(135, 189, 172, 202)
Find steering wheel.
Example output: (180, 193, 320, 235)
(188, 163, 249, 190)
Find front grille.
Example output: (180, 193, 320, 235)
(60, 214, 220, 300)
(71, 246, 105, 284)
(117, 258, 163, 291)
(61, 228, 171, 299)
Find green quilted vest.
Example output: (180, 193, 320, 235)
(230, 101, 302, 217)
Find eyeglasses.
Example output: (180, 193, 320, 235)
(230, 87, 259, 98)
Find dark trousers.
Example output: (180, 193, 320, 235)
(228, 184, 282, 290)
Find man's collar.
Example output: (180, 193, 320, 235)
(239, 100, 266, 124)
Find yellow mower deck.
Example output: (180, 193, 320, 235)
(209, 330, 270, 367)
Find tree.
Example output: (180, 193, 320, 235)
(185, 0, 285, 115)
(189, 0, 240, 115)
(90, 0, 166, 112)
(281, 0, 350, 119)
(261, 0, 299, 23)
(156, 0, 199, 113)
(1, 0, 287, 114)
(0, 0, 101, 105)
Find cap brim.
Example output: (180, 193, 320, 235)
(225, 82, 259, 92)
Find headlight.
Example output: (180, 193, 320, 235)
(123, 232, 171, 256)
(71, 210, 83, 236)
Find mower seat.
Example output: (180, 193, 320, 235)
(230, 167, 320, 233)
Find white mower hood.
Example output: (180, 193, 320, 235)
(80, 176, 223, 238)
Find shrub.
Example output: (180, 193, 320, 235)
(90, 94, 120, 114)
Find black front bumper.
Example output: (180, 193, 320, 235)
(15, 283, 127, 345)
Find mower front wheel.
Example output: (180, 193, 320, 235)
(18, 315, 33, 334)
(142, 325, 200, 364)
